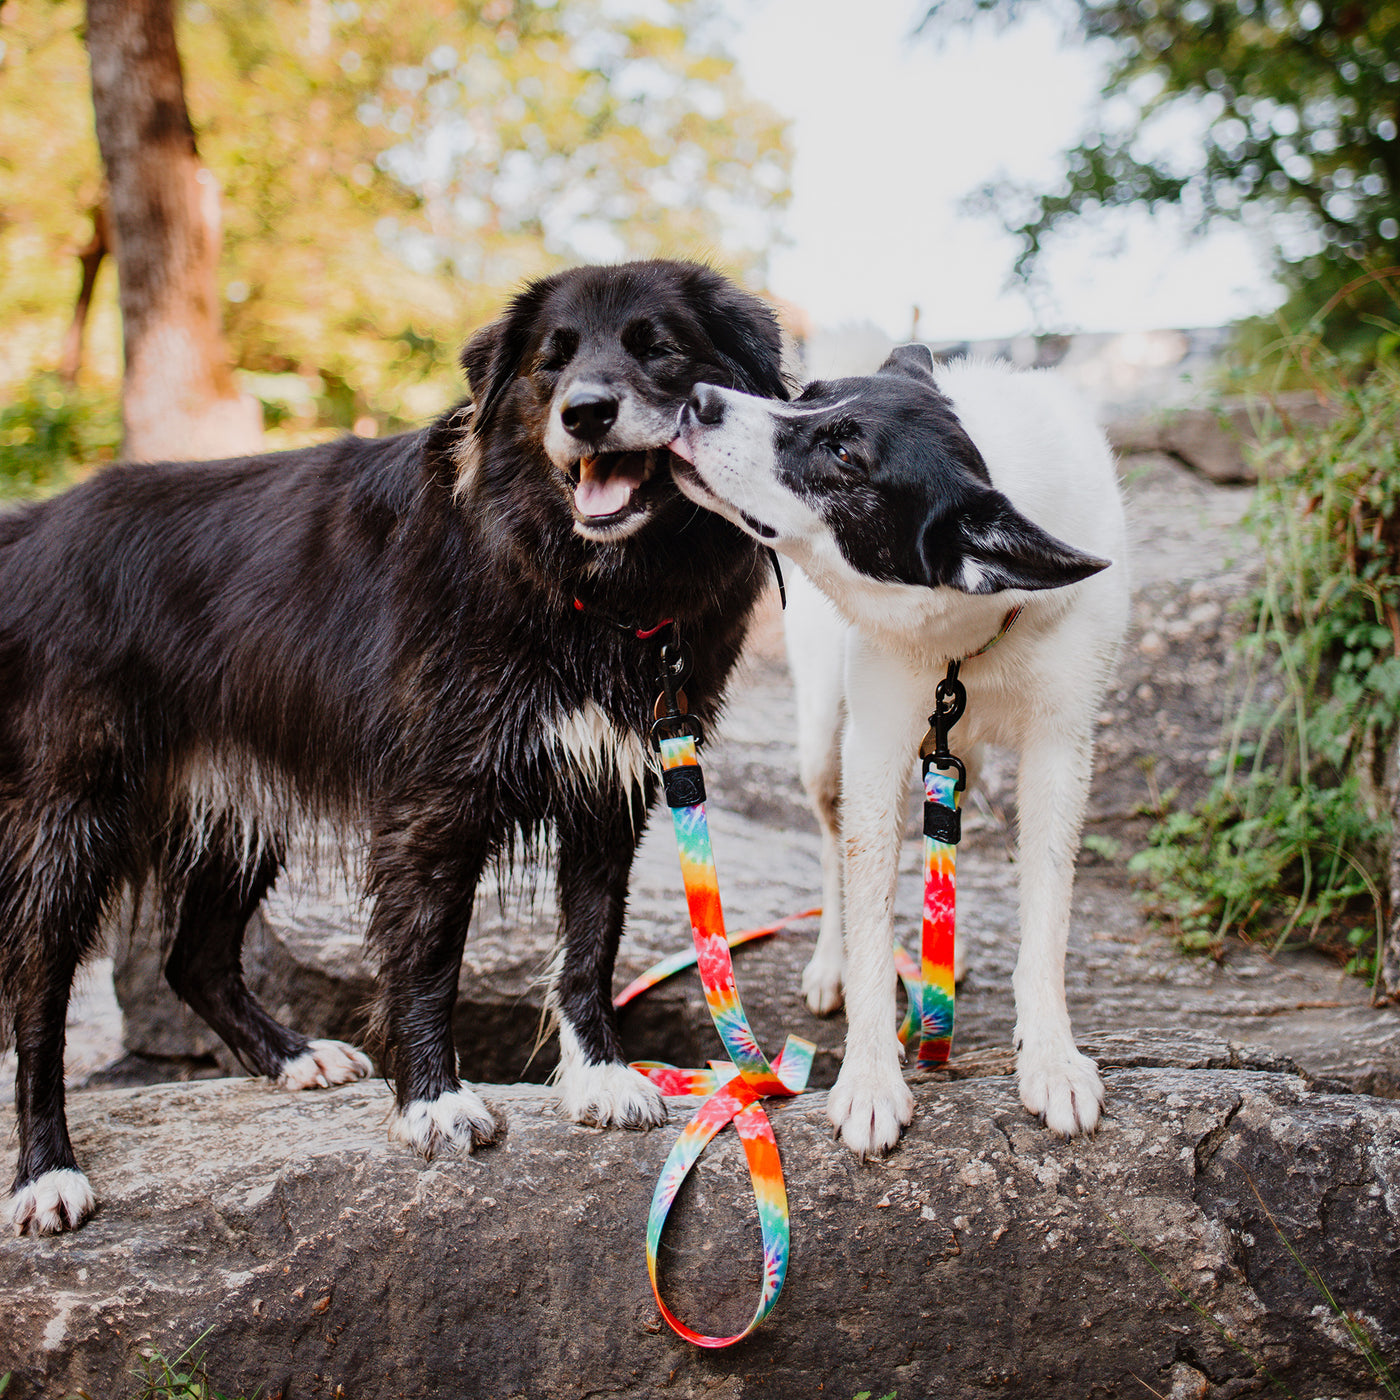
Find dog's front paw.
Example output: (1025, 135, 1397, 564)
(827, 1056, 913, 1158)
(560, 1061, 668, 1130)
(278, 1039, 373, 1091)
(391, 1087, 505, 1159)
(1017, 1039, 1104, 1137)
(801, 948, 844, 1016)
(9, 1168, 95, 1236)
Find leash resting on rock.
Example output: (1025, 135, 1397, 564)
(631, 732, 814, 1347)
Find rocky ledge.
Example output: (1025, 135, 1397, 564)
(2, 1033, 1397, 1400)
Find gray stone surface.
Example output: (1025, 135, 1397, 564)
(1107, 391, 1337, 484)
(2, 1050, 1397, 1400)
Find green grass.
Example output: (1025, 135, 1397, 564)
(1131, 345, 1400, 985)
(127, 1330, 259, 1400)
(0, 374, 121, 500)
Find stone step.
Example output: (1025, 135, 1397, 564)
(3, 1041, 1396, 1400)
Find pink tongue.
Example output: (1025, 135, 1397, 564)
(574, 456, 647, 518)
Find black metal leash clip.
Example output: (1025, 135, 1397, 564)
(650, 629, 707, 807)
(650, 630, 704, 749)
(919, 658, 967, 845)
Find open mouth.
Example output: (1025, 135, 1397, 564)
(569, 448, 671, 525)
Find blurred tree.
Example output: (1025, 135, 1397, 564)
(88, 0, 263, 459)
(918, 0, 1400, 359)
(0, 0, 791, 432)
(0, 3, 113, 391)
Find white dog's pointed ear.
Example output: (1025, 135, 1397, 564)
(879, 343, 936, 383)
(923, 488, 1111, 594)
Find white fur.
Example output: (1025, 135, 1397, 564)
(543, 394, 677, 476)
(555, 1021, 667, 1130)
(679, 360, 1129, 1153)
(9, 1168, 95, 1236)
(391, 1087, 502, 1158)
(547, 701, 653, 799)
(277, 1039, 372, 1091)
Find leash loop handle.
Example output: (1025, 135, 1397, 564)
(636, 733, 814, 1347)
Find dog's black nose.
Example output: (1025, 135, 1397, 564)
(689, 384, 726, 426)
(560, 387, 619, 440)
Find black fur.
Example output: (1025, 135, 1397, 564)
(0, 259, 785, 1232)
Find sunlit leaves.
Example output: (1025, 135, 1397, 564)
(0, 0, 791, 426)
(918, 0, 1400, 356)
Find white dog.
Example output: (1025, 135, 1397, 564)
(669, 346, 1128, 1155)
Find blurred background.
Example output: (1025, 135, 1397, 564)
(2, 0, 1396, 483)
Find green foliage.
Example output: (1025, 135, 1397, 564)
(128, 1330, 258, 1400)
(1131, 351, 1400, 980)
(916, 0, 1400, 359)
(0, 374, 121, 498)
(0, 0, 791, 428)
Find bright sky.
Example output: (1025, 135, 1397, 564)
(726, 0, 1284, 341)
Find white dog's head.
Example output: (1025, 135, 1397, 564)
(669, 343, 1109, 599)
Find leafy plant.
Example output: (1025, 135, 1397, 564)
(915, 1, 1400, 363)
(129, 1329, 259, 1400)
(1131, 345, 1400, 984)
(0, 374, 121, 498)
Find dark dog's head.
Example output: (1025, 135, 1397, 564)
(669, 343, 1109, 597)
(459, 260, 787, 545)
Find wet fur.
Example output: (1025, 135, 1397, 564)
(0, 259, 786, 1233)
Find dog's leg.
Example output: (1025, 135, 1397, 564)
(7, 933, 97, 1236)
(163, 822, 370, 1090)
(371, 828, 503, 1158)
(787, 574, 849, 1015)
(553, 796, 666, 1130)
(953, 741, 985, 985)
(825, 637, 929, 1156)
(5, 817, 118, 1236)
(1012, 723, 1104, 1137)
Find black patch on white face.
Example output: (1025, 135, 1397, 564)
(773, 348, 1109, 594)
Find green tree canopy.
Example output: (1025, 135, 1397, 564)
(918, 0, 1400, 359)
(0, 0, 791, 427)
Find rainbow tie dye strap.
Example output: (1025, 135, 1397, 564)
(895, 765, 960, 1065)
(635, 733, 815, 1347)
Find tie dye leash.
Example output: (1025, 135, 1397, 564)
(625, 614, 1009, 1345)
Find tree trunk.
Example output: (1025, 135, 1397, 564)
(58, 203, 109, 385)
(85, 0, 262, 462)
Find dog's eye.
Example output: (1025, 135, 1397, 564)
(536, 331, 578, 374)
(828, 441, 858, 467)
(640, 342, 677, 362)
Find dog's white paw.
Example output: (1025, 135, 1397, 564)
(560, 1061, 668, 1130)
(953, 925, 968, 985)
(391, 1087, 505, 1159)
(827, 1055, 914, 1157)
(801, 949, 844, 1016)
(278, 1039, 373, 1091)
(1017, 1039, 1104, 1137)
(9, 1168, 95, 1236)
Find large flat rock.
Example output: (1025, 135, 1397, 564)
(2, 1044, 1397, 1399)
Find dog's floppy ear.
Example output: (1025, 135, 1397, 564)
(686, 266, 789, 401)
(922, 487, 1111, 595)
(459, 279, 553, 435)
(879, 343, 936, 383)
